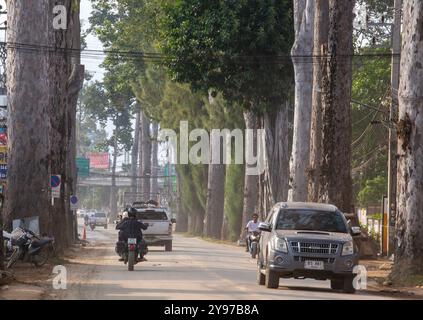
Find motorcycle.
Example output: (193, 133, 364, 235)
(115, 238, 148, 271)
(4, 228, 54, 269)
(89, 222, 96, 231)
(248, 231, 261, 259)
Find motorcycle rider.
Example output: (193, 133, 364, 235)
(244, 213, 261, 252)
(116, 207, 149, 262)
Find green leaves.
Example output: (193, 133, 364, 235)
(160, 0, 294, 110)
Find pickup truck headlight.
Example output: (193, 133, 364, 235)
(273, 237, 288, 253)
(342, 240, 354, 256)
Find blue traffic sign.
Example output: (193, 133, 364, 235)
(51, 175, 61, 188)
(70, 195, 78, 205)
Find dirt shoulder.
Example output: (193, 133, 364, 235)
(362, 259, 423, 299)
(0, 242, 94, 300)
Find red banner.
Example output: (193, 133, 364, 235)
(87, 152, 109, 169)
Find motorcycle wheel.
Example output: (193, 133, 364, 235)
(128, 251, 135, 271)
(6, 249, 20, 269)
(33, 246, 51, 267)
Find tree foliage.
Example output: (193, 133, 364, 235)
(160, 0, 294, 111)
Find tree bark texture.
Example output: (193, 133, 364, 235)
(140, 111, 151, 199)
(392, 0, 423, 280)
(5, 0, 53, 235)
(308, 0, 329, 202)
(151, 121, 159, 200)
(288, 0, 315, 202)
(131, 106, 141, 193)
(110, 128, 118, 220)
(240, 111, 258, 240)
(318, 0, 355, 213)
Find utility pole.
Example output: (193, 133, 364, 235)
(387, 0, 402, 257)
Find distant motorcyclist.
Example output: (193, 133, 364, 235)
(83, 213, 89, 226)
(244, 213, 261, 252)
(116, 207, 149, 261)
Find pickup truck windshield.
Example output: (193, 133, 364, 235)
(275, 209, 347, 233)
(95, 213, 106, 218)
(136, 210, 168, 220)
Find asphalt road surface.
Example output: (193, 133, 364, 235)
(56, 221, 395, 300)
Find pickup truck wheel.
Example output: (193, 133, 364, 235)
(165, 241, 172, 252)
(330, 278, 343, 290)
(257, 267, 265, 285)
(265, 267, 279, 289)
(342, 276, 356, 294)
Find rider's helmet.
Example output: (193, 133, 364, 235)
(128, 207, 137, 218)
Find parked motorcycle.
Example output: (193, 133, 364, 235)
(115, 238, 148, 271)
(4, 228, 54, 269)
(248, 231, 261, 259)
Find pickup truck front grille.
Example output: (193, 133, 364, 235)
(294, 256, 335, 264)
(290, 241, 339, 255)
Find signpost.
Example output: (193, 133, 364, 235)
(70, 195, 78, 211)
(51, 174, 61, 199)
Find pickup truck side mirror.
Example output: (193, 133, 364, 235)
(351, 226, 361, 236)
(258, 222, 272, 232)
(171, 218, 176, 224)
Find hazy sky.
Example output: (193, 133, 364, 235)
(81, 0, 105, 81)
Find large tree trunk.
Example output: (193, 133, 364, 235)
(203, 160, 226, 238)
(308, 0, 329, 202)
(140, 111, 151, 199)
(264, 102, 290, 205)
(203, 99, 226, 239)
(66, 1, 84, 242)
(110, 128, 118, 220)
(288, 0, 315, 202)
(258, 102, 290, 220)
(131, 106, 141, 193)
(318, 0, 355, 212)
(150, 121, 159, 200)
(5, 0, 52, 235)
(391, 0, 423, 280)
(174, 167, 188, 232)
(240, 111, 258, 240)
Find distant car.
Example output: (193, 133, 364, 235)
(257, 202, 361, 293)
(93, 212, 108, 229)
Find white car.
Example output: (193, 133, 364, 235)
(93, 212, 108, 229)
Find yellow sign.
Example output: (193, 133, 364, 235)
(0, 146, 7, 164)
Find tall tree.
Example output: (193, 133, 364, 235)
(161, 0, 294, 238)
(5, 0, 52, 234)
(140, 110, 151, 199)
(318, 0, 355, 212)
(131, 105, 141, 193)
(203, 92, 226, 238)
(391, 0, 423, 281)
(240, 111, 259, 240)
(308, 0, 329, 202)
(288, 0, 315, 202)
(150, 121, 159, 199)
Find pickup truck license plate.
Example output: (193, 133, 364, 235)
(128, 238, 137, 245)
(304, 260, 324, 270)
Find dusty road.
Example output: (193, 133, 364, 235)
(54, 222, 396, 300)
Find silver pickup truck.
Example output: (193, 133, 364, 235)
(131, 205, 176, 252)
(257, 202, 361, 293)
